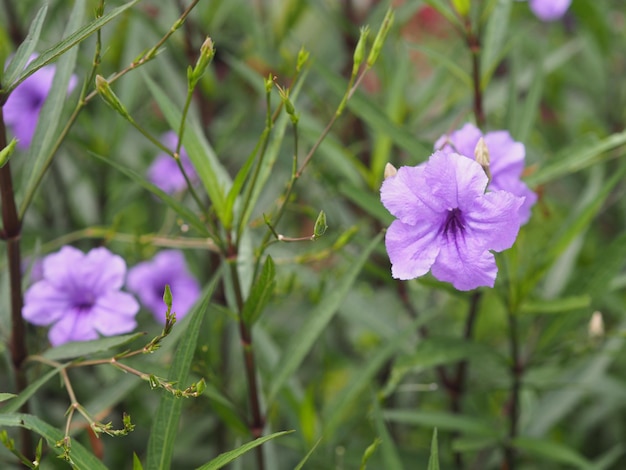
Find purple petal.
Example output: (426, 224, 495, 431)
(464, 190, 524, 252)
(381, 165, 442, 224)
(41, 246, 84, 288)
(90, 292, 139, 336)
(22, 281, 71, 325)
(431, 248, 498, 291)
(529, 0, 571, 21)
(484, 131, 525, 181)
(48, 310, 99, 347)
(78, 247, 127, 293)
(435, 122, 482, 158)
(424, 152, 488, 209)
(385, 219, 442, 280)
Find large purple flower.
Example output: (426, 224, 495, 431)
(127, 250, 201, 323)
(22, 246, 140, 346)
(381, 152, 523, 290)
(435, 123, 536, 224)
(147, 131, 198, 194)
(3, 54, 77, 149)
(528, 0, 571, 22)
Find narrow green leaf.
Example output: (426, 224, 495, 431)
(519, 295, 591, 315)
(360, 438, 382, 470)
(42, 332, 145, 361)
(1, 367, 66, 414)
(427, 429, 440, 470)
(527, 130, 626, 186)
(383, 410, 500, 438)
(133, 453, 144, 470)
(481, 0, 513, 87)
(1, 5, 48, 88)
(145, 275, 218, 470)
(293, 438, 323, 470)
(195, 431, 294, 470)
(143, 73, 230, 223)
(268, 233, 383, 402)
(372, 398, 403, 469)
(89, 150, 210, 237)
(339, 184, 394, 224)
(512, 437, 592, 469)
(200, 382, 249, 436)
(0, 393, 16, 403)
(411, 45, 472, 88)
(19, 0, 84, 217)
(4, 0, 140, 95)
(0, 413, 107, 469)
(241, 255, 276, 326)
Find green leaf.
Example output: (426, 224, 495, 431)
(0, 393, 16, 403)
(1, 366, 66, 414)
(372, 398, 403, 469)
(0, 413, 107, 469)
(241, 255, 276, 326)
(143, 73, 230, 224)
(480, 0, 513, 87)
(133, 453, 144, 470)
(512, 437, 592, 469)
(527, 130, 626, 186)
(1, 5, 48, 89)
(519, 295, 591, 315)
(4, 0, 140, 95)
(199, 381, 249, 436)
(195, 431, 294, 470)
(360, 438, 381, 470)
(427, 429, 440, 470)
(383, 410, 500, 438)
(268, 233, 383, 402)
(145, 275, 218, 470)
(89, 150, 211, 237)
(293, 438, 323, 470)
(42, 332, 145, 361)
(423, 0, 464, 29)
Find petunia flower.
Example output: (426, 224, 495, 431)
(381, 151, 524, 290)
(3, 54, 77, 149)
(528, 0, 571, 22)
(435, 123, 536, 224)
(147, 131, 198, 194)
(22, 246, 140, 346)
(127, 250, 201, 323)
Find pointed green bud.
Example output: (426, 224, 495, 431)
(265, 74, 274, 94)
(148, 374, 160, 390)
(367, 8, 394, 68)
(277, 86, 298, 124)
(313, 210, 328, 239)
(189, 37, 215, 87)
(352, 26, 370, 77)
(474, 137, 492, 182)
(195, 378, 206, 396)
(95, 75, 132, 120)
(296, 46, 310, 73)
(384, 162, 397, 180)
(163, 284, 173, 309)
(451, 0, 471, 17)
(0, 138, 17, 168)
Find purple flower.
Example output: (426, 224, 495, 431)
(22, 246, 139, 346)
(435, 123, 536, 224)
(381, 152, 524, 290)
(127, 250, 201, 323)
(147, 132, 198, 194)
(3, 54, 77, 149)
(528, 0, 571, 22)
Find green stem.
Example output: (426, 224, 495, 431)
(504, 310, 521, 469)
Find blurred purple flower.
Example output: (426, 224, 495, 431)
(127, 250, 201, 323)
(147, 131, 198, 194)
(435, 123, 536, 224)
(381, 152, 523, 290)
(3, 54, 77, 149)
(22, 246, 139, 346)
(528, 0, 571, 22)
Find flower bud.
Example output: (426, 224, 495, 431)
(367, 8, 394, 68)
(313, 210, 328, 239)
(352, 26, 370, 77)
(589, 311, 604, 339)
(474, 137, 492, 182)
(95, 75, 132, 120)
(384, 162, 398, 179)
(0, 138, 17, 167)
(189, 37, 215, 87)
(296, 46, 310, 73)
(452, 0, 471, 17)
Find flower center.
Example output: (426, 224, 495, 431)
(442, 208, 466, 240)
(74, 293, 96, 314)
